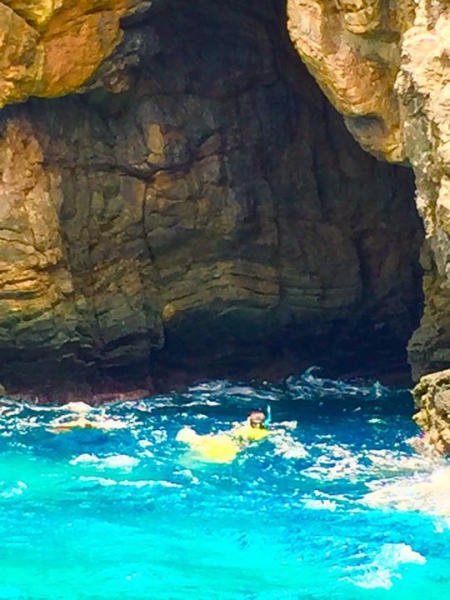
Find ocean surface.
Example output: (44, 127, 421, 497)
(0, 368, 449, 600)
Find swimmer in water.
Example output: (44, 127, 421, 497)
(176, 408, 271, 463)
(48, 401, 126, 433)
(49, 416, 104, 433)
(230, 409, 271, 442)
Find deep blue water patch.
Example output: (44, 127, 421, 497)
(0, 368, 449, 599)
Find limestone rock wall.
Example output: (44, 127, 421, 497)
(413, 369, 450, 454)
(0, 0, 143, 107)
(0, 0, 423, 397)
(286, 0, 450, 379)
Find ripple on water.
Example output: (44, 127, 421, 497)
(70, 454, 140, 470)
(0, 369, 449, 599)
(340, 543, 427, 590)
(363, 465, 450, 517)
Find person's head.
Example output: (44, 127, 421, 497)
(248, 410, 266, 429)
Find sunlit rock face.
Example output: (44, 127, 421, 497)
(413, 369, 450, 455)
(286, 0, 450, 380)
(0, 1, 147, 106)
(0, 0, 422, 397)
(287, 0, 409, 162)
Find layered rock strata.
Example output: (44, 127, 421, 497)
(0, 0, 423, 399)
(286, 0, 450, 380)
(0, 0, 143, 107)
(286, 0, 450, 452)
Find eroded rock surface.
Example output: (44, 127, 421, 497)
(0, 0, 423, 399)
(413, 369, 450, 454)
(286, 0, 450, 380)
(0, 0, 142, 107)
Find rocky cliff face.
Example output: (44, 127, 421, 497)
(0, 0, 423, 399)
(413, 369, 450, 455)
(0, 0, 139, 106)
(287, 0, 450, 380)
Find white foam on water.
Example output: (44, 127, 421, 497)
(225, 385, 257, 396)
(63, 401, 93, 414)
(301, 439, 443, 493)
(101, 455, 140, 469)
(341, 543, 426, 590)
(70, 453, 99, 465)
(303, 498, 338, 512)
(134, 401, 154, 413)
(366, 449, 434, 473)
(302, 444, 363, 482)
(300, 489, 349, 512)
(363, 466, 450, 517)
(77, 475, 181, 488)
(137, 439, 152, 448)
(187, 381, 227, 393)
(147, 399, 177, 409)
(182, 400, 221, 408)
(432, 518, 450, 533)
(174, 469, 200, 484)
(136, 440, 155, 457)
(277, 420, 297, 430)
(151, 429, 168, 443)
(78, 476, 118, 486)
(0, 481, 27, 499)
(120, 479, 182, 488)
(70, 454, 140, 470)
(272, 433, 308, 459)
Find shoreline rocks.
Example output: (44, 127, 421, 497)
(413, 369, 450, 454)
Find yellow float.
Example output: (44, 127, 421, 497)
(176, 419, 270, 463)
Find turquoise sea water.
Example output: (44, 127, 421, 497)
(0, 368, 449, 600)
